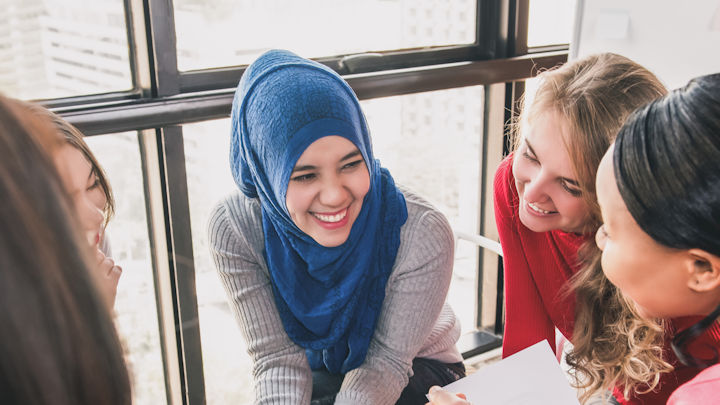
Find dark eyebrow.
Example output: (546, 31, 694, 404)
(291, 150, 362, 173)
(341, 150, 362, 162)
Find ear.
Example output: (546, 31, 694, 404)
(686, 249, 720, 293)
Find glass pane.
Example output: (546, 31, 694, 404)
(174, 0, 477, 71)
(85, 133, 167, 405)
(363, 86, 484, 335)
(186, 86, 484, 403)
(527, 0, 577, 47)
(1, 0, 132, 100)
(184, 121, 252, 404)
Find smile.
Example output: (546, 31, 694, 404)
(528, 201, 557, 215)
(312, 208, 348, 223)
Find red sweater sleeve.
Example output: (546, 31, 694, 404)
(494, 154, 557, 357)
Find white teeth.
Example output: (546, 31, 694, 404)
(313, 209, 347, 223)
(528, 202, 554, 214)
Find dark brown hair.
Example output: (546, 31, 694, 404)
(614, 73, 720, 368)
(0, 95, 131, 405)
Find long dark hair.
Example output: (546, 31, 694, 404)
(0, 96, 131, 405)
(557, 55, 671, 402)
(614, 73, 720, 368)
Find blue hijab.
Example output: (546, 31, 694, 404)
(229, 50, 408, 373)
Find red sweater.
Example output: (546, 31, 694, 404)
(494, 154, 720, 404)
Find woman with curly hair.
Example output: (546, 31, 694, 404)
(428, 73, 720, 405)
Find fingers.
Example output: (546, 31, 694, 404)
(427, 386, 470, 405)
(108, 264, 122, 281)
(95, 248, 122, 308)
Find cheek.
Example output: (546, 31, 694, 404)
(600, 246, 623, 288)
(557, 195, 588, 219)
(353, 169, 371, 200)
(285, 185, 317, 220)
(511, 157, 529, 184)
(601, 243, 636, 292)
(88, 188, 107, 210)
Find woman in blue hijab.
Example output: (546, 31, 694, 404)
(209, 50, 464, 404)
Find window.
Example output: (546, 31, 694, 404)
(173, 0, 477, 71)
(26, 1, 570, 403)
(86, 133, 168, 405)
(1, 0, 132, 100)
(527, 0, 577, 47)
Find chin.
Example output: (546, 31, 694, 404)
(518, 211, 556, 233)
(312, 232, 351, 248)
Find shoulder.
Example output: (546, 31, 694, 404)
(668, 364, 720, 405)
(395, 186, 454, 261)
(208, 191, 263, 250)
(493, 153, 518, 209)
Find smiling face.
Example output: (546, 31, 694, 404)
(512, 110, 591, 233)
(595, 146, 720, 319)
(54, 145, 107, 247)
(285, 135, 370, 247)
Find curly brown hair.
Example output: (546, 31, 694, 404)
(566, 243, 673, 403)
(511, 53, 671, 403)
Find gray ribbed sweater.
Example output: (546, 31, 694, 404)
(208, 188, 462, 404)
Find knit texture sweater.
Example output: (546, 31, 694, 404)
(495, 154, 720, 404)
(208, 187, 462, 404)
(494, 154, 586, 357)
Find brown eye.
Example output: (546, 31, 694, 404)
(290, 173, 315, 182)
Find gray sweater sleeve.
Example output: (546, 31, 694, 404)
(208, 190, 459, 405)
(208, 199, 312, 404)
(335, 204, 456, 404)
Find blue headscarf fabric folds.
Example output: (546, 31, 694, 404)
(229, 50, 408, 374)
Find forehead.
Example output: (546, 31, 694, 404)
(596, 148, 624, 219)
(54, 145, 92, 190)
(295, 135, 359, 163)
(524, 110, 575, 175)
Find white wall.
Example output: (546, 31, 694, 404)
(571, 0, 720, 89)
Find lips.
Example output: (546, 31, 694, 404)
(310, 207, 351, 230)
(311, 208, 347, 223)
(526, 200, 558, 215)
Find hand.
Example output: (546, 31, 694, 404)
(95, 248, 122, 308)
(426, 386, 470, 405)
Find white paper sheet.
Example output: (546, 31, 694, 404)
(437, 341, 580, 404)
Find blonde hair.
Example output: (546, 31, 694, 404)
(514, 53, 667, 232)
(567, 247, 673, 403)
(512, 53, 672, 403)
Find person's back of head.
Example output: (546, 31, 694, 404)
(614, 73, 720, 256)
(0, 96, 131, 405)
(614, 73, 720, 368)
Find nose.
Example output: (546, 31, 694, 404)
(522, 169, 550, 203)
(595, 225, 607, 251)
(78, 195, 105, 232)
(318, 175, 348, 208)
